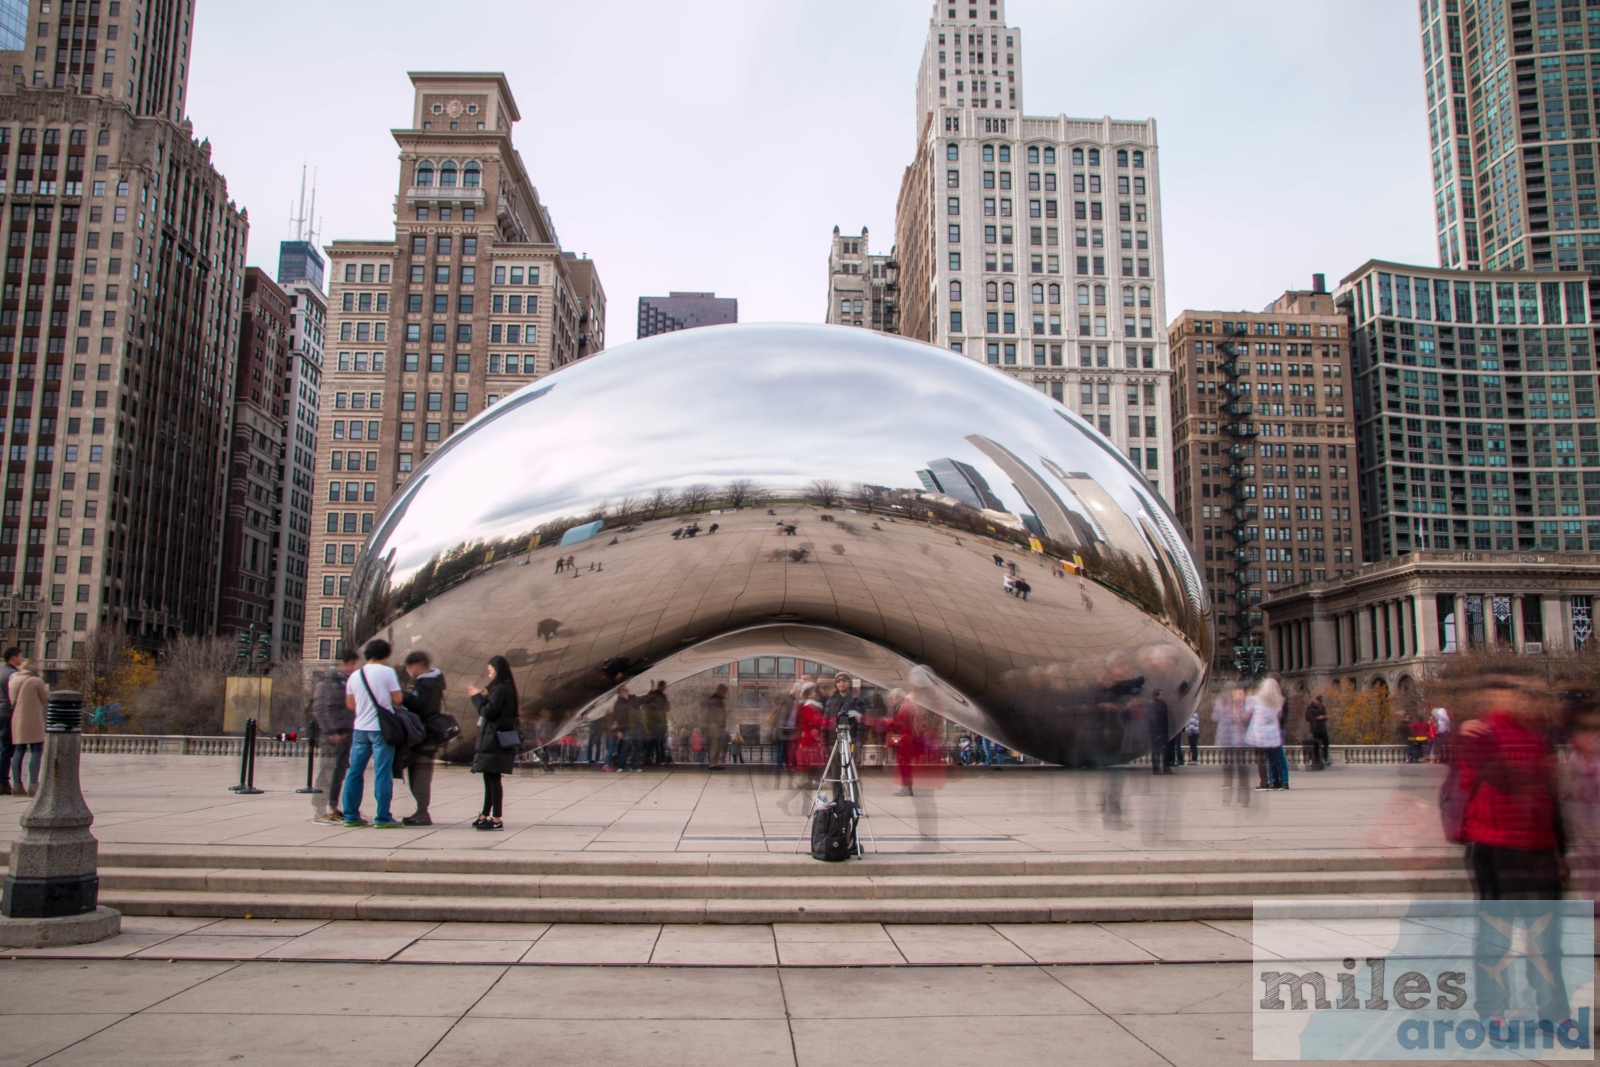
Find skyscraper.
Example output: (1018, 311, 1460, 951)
(1421, 0, 1600, 283)
(307, 72, 605, 663)
(273, 229, 325, 664)
(0, 1, 245, 669)
(825, 226, 899, 333)
(636, 291, 736, 338)
(894, 0, 1172, 502)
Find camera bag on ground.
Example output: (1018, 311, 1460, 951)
(810, 796, 857, 862)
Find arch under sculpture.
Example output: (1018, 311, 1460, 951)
(344, 323, 1212, 767)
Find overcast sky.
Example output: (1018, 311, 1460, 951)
(188, 0, 1433, 342)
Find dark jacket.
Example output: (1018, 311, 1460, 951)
(641, 689, 669, 737)
(702, 692, 727, 731)
(1146, 696, 1171, 740)
(310, 668, 354, 734)
(471, 682, 518, 775)
(404, 670, 447, 750)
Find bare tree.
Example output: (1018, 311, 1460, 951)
(648, 487, 673, 518)
(850, 483, 887, 513)
(808, 479, 842, 508)
(724, 478, 763, 510)
(611, 495, 639, 523)
(677, 483, 714, 513)
(135, 634, 237, 735)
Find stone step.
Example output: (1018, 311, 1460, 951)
(71, 844, 1464, 879)
(97, 888, 1462, 926)
(96, 865, 1470, 903)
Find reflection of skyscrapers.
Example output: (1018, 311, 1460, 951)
(919, 457, 1005, 512)
(965, 435, 1096, 547)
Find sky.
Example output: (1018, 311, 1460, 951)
(187, 0, 1436, 342)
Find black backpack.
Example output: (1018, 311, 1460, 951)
(810, 797, 857, 862)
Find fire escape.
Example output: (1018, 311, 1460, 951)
(1217, 327, 1266, 674)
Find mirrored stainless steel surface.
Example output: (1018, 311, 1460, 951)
(346, 323, 1211, 766)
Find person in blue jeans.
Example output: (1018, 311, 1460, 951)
(341, 638, 406, 827)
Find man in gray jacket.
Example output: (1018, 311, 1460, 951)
(0, 646, 20, 795)
(310, 650, 360, 823)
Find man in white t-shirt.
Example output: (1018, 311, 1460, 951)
(340, 638, 406, 828)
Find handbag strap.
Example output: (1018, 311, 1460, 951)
(357, 666, 389, 713)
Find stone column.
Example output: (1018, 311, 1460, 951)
(1511, 596, 1525, 652)
(0, 690, 119, 948)
(1419, 593, 1440, 656)
(1547, 595, 1568, 653)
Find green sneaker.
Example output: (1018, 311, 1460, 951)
(373, 819, 406, 829)
(343, 817, 369, 828)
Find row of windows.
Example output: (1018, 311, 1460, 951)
(413, 161, 481, 188)
(408, 234, 479, 257)
(398, 392, 472, 413)
(947, 144, 1147, 168)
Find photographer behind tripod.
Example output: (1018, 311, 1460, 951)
(806, 672, 868, 862)
(824, 672, 866, 737)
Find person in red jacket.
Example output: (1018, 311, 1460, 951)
(1455, 671, 1565, 899)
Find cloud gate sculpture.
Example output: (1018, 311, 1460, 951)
(344, 323, 1212, 767)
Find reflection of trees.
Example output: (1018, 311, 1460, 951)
(724, 479, 763, 510)
(808, 479, 842, 507)
(676, 483, 714, 513)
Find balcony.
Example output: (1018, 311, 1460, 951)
(404, 185, 486, 209)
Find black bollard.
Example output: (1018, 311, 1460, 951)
(295, 720, 320, 793)
(229, 717, 264, 794)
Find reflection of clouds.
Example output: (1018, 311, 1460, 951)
(365, 323, 1178, 591)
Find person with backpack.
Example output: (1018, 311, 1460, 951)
(310, 650, 359, 824)
(340, 638, 406, 829)
(1304, 695, 1330, 771)
(399, 650, 448, 826)
(468, 655, 519, 830)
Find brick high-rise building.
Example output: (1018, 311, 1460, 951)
(0, 1, 245, 670)
(308, 71, 604, 663)
(894, 0, 1172, 501)
(636, 291, 736, 338)
(219, 268, 287, 661)
(825, 226, 899, 333)
(1168, 279, 1361, 669)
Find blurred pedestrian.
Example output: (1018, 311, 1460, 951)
(399, 650, 446, 826)
(1147, 688, 1172, 775)
(1431, 706, 1453, 763)
(1213, 686, 1252, 805)
(6, 659, 46, 796)
(0, 646, 18, 796)
(1304, 695, 1330, 771)
(1183, 712, 1200, 764)
(310, 650, 359, 824)
(1246, 678, 1288, 790)
(468, 655, 519, 830)
(703, 683, 729, 770)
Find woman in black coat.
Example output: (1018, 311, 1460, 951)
(467, 655, 518, 830)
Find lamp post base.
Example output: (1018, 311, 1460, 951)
(0, 905, 120, 949)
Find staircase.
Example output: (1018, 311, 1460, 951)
(18, 844, 1472, 925)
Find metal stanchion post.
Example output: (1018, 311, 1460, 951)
(295, 720, 319, 794)
(229, 717, 263, 795)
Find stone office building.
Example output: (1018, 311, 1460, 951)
(1168, 279, 1361, 669)
(894, 0, 1171, 500)
(825, 226, 898, 333)
(1263, 549, 1600, 703)
(307, 72, 604, 663)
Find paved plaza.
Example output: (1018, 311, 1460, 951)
(1, 955, 1466, 1067)
(0, 753, 1450, 856)
(0, 755, 1472, 1065)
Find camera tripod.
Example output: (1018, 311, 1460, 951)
(796, 720, 875, 857)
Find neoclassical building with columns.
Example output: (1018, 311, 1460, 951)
(1261, 550, 1600, 703)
